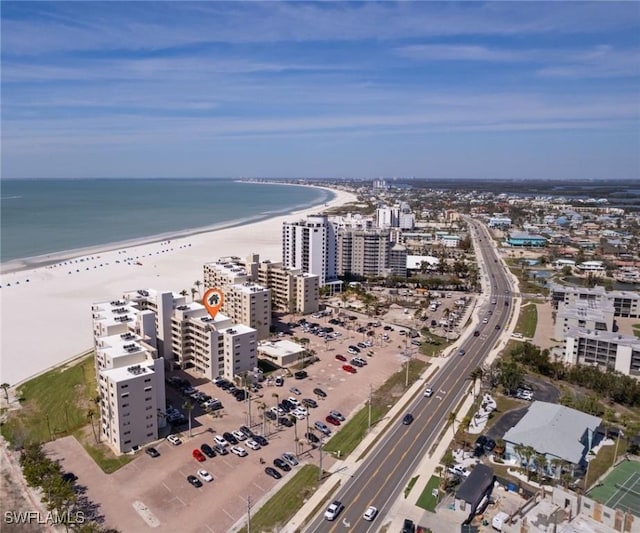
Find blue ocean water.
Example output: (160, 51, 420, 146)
(0, 179, 332, 263)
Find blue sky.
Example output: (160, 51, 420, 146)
(1, 1, 639, 180)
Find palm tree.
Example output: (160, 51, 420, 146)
(257, 401, 266, 435)
(447, 411, 458, 439)
(193, 280, 203, 296)
(289, 414, 298, 443)
(179, 289, 189, 299)
(182, 400, 194, 438)
(468, 367, 483, 400)
(190, 287, 198, 302)
(86, 409, 99, 444)
(1, 383, 9, 402)
(518, 444, 536, 481)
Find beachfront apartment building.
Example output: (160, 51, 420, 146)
(550, 283, 640, 318)
(92, 300, 166, 454)
(376, 203, 415, 230)
(554, 299, 615, 341)
(282, 215, 339, 291)
(204, 253, 319, 316)
(201, 258, 271, 339)
(335, 227, 407, 278)
(562, 328, 640, 377)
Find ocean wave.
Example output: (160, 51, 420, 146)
(1, 195, 23, 200)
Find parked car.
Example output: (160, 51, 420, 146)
(232, 430, 247, 441)
(187, 475, 203, 488)
(214, 435, 228, 447)
(246, 439, 261, 450)
(342, 364, 357, 374)
(326, 415, 341, 426)
(239, 425, 254, 439)
(402, 518, 416, 533)
(306, 432, 320, 444)
(302, 398, 318, 408)
(279, 416, 294, 427)
(289, 386, 302, 395)
(335, 354, 347, 362)
(265, 467, 282, 479)
(265, 410, 277, 421)
(273, 458, 291, 471)
(314, 421, 331, 435)
(253, 435, 268, 446)
(213, 444, 228, 455)
(166, 434, 182, 446)
(324, 501, 344, 521)
(313, 387, 327, 398)
(282, 452, 299, 466)
(294, 370, 308, 380)
(145, 447, 160, 458)
(223, 432, 238, 445)
(329, 410, 345, 421)
(275, 376, 284, 387)
(230, 445, 248, 457)
(197, 469, 213, 483)
(200, 444, 216, 458)
(192, 449, 206, 462)
(448, 465, 470, 477)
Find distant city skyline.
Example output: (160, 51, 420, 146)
(1, 1, 639, 180)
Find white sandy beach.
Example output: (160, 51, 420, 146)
(0, 186, 358, 386)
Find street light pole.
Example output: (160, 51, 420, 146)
(318, 441, 323, 482)
(247, 494, 252, 533)
(368, 384, 372, 432)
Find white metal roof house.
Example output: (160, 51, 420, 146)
(503, 402, 601, 469)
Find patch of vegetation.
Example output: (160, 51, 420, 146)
(324, 359, 428, 456)
(416, 475, 441, 512)
(418, 332, 453, 357)
(1, 354, 96, 447)
(405, 475, 419, 498)
(237, 465, 320, 533)
(79, 437, 134, 474)
(514, 304, 537, 338)
(585, 440, 629, 489)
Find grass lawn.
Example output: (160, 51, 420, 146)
(237, 464, 321, 533)
(323, 359, 428, 457)
(633, 325, 640, 338)
(514, 304, 537, 338)
(405, 475, 419, 498)
(1, 354, 96, 446)
(416, 475, 441, 512)
(585, 439, 629, 489)
(419, 333, 452, 357)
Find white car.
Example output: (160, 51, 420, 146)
(214, 435, 228, 447)
(246, 439, 261, 450)
(293, 406, 308, 416)
(166, 434, 182, 446)
(287, 397, 300, 406)
(231, 446, 248, 457)
(363, 505, 378, 521)
(292, 410, 306, 420)
(448, 465, 470, 477)
(483, 318, 489, 324)
(197, 469, 213, 483)
(324, 501, 344, 521)
(232, 430, 247, 441)
(424, 387, 433, 397)
(282, 452, 299, 466)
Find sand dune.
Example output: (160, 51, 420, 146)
(0, 186, 357, 385)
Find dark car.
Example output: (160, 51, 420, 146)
(239, 425, 255, 439)
(145, 447, 160, 458)
(473, 445, 485, 458)
(254, 435, 268, 446)
(302, 398, 318, 409)
(305, 432, 320, 444)
(473, 331, 480, 337)
(475, 435, 488, 448)
(495, 324, 501, 330)
(335, 354, 347, 362)
(235, 390, 248, 401)
(484, 437, 496, 452)
(265, 467, 282, 479)
(200, 443, 216, 458)
(265, 410, 277, 421)
(273, 458, 291, 471)
(342, 364, 357, 374)
(402, 518, 416, 533)
(187, 475, 203, 488)
(326, 415, 341, 426)
(457, 348, 466, 356)
(279, 416, 294, 427)
(313, 388, 327, 398)
(213, 444, 228, 455)
(294, 370, 308, 380)
(402, 413, 414, 425)
(223, 432, 238, 445)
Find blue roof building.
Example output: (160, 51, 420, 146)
(507, 231, 548, 247)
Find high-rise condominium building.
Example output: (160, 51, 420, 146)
(336, 228, 406, 278)
(282, 215, 337, 287)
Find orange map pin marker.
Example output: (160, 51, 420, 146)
(203, 288, 224, 318)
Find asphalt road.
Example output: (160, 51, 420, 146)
(306, 219, 515, 532)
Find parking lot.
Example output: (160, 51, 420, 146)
(45, 312, 432, 532)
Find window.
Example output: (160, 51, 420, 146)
(146, 432, 154, 437)
(122, 403, 130, 408)
(124, 440, 131, 445)
(121, 393, 129, 398)
(144, 386, 152, 392)
(121, 384, 129, 389)
(145, 406, 152, 411)
(145, 397, 152, 401)
(124, 430, 131, 435)
(144, 378, 151, 383)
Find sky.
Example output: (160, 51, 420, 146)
(1, 1, 639, 180)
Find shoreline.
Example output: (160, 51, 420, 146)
(0, 184, 357, 386)
(0, 182, 337, 274)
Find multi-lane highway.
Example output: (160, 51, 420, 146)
(306, 219, 514, 532)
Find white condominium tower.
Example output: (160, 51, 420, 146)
(282, 215, 337, 286)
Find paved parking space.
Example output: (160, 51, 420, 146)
(46, 315, 432, 532)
